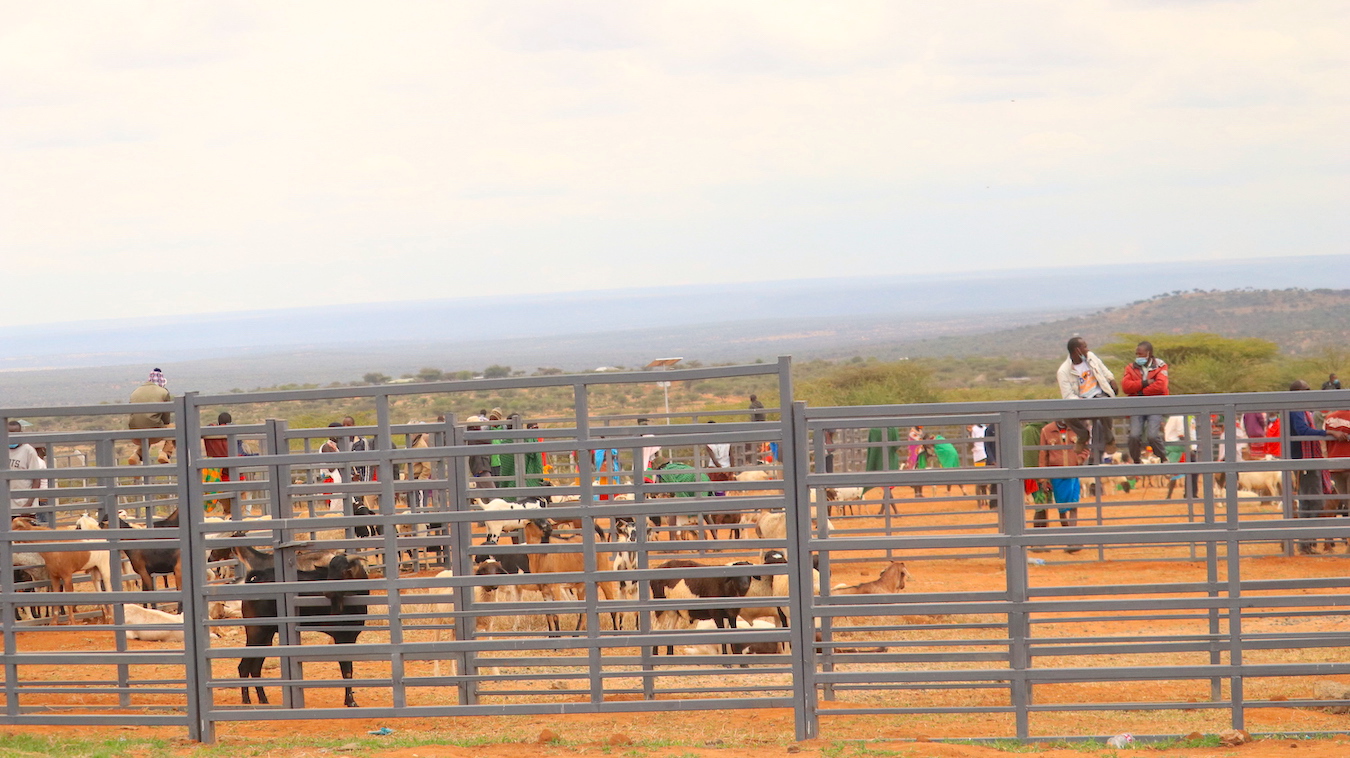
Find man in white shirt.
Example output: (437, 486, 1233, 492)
(1055, 337, 1119, 465)
(6, 420, 47, 509)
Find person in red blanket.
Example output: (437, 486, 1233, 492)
(1287, 380, 1349, 554)
(1121, 341, 1169, 464)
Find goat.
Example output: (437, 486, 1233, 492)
(97, 508, 182, 599)
(10, 516, 111, 624)
(738, 549, 819, 628)
(682, 616, 783, 657)
(121, 603, 185, 642)
(471, 554, 548, 634)
(521, 519, 621, 633)
(649, 559, 751, 656)
(608, 518, 638, 599)
(12, 565, 48, 621)
(238, 553, 368, 708)
(830, 562, 910, 595)
(480, 497, 546, 545)
(825, 486, 865, 517)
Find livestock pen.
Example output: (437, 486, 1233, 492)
(2, 359, 1350, 744)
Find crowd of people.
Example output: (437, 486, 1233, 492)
(1030, 337, 1350, 554)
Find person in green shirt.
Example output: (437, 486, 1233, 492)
(865, 427, 901, 472)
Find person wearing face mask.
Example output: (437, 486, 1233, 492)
(1121, 341, 1170, 465)
(1055, 337, 1119, 464)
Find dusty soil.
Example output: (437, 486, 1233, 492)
(7, 482, 1350, 754)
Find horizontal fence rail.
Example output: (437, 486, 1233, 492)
(3, 364, 1350, 742)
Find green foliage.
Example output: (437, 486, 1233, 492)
(362, 372, 391, 385)
(483, 364, 512, 379)
(797, 361, 939, 407)
(1102, 332, 1279, 366)
(1102, 332, 1283, 394)
(416, 367, 444, 382)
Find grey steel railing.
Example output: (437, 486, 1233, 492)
(5, 366, 1350, 743)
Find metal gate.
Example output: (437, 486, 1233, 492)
(5, 363, 1350, 743)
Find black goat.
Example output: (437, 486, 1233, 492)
(650, 559, 751, 656)
(102, 508, 182, 599)
(351, 502, 383, 538)
(238, 553, 368, 708)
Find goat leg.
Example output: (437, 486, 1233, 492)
(339, 659, 358, 707)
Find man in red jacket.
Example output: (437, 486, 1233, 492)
(1122, 341, 1170, 465)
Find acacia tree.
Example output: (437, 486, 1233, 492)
(1101, 333, 1281, 394)
(797, 361, 940, 407)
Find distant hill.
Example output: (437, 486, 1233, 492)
(895, 289, 1350, 359)
(4, 254, 1349, 407)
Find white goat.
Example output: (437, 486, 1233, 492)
(478, 497, 546, 544)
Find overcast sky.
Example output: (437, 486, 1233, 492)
(3, 1, 1346, 327)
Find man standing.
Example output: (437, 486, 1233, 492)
(203, 412, 235, 515)
(6, 420, 46, 509)
(972, 423, 998, 509)
(1037, 419, 1088, 553)
(747, 395, 766, 423)
(1287, 380, 1348, 554)
(1322, 406, 1350, 552)
(1056, 337, 1118, 464)
(1121, 341, 1169, 464)
(1022, 421, 1050, 541)
(1323, 374, 1342, 391)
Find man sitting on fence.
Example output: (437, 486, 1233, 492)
(1056, 337, 1118, 465)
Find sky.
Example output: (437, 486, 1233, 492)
(3, 1, 1346, 328)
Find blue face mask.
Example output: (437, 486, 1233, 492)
(1135, 357, 1149, 366)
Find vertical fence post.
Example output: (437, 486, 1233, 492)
(1224, 402, 1245, 730)
(781, 373, 817, 741)
(447, 414, 477, 706)
(1, 416, 15, 720)
(179, 394, 213, 742)
(998, 409, 1032, 740)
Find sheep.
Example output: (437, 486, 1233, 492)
(830, 562, 910, 595)
(208, 599, 243, 620)
(238, 553, 368, 708)
(121, 603, 184, 642)
(10, 516, 111, 625)
(521, 519, 621, 634)
(649, 559, 752, 656)
(754, 511, 835, 541)
(1238, 470, 1282, 498)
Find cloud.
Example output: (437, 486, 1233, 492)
(0, 0, 1346, 327)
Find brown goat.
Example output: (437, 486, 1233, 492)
(830, 562, 910, 595)
(521, 519, 620, 633)
(10, 517, 111, 624)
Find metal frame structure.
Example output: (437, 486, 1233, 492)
(3, 363, 1350, 743)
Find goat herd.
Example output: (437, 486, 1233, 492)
(6, 465, 911, 711)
